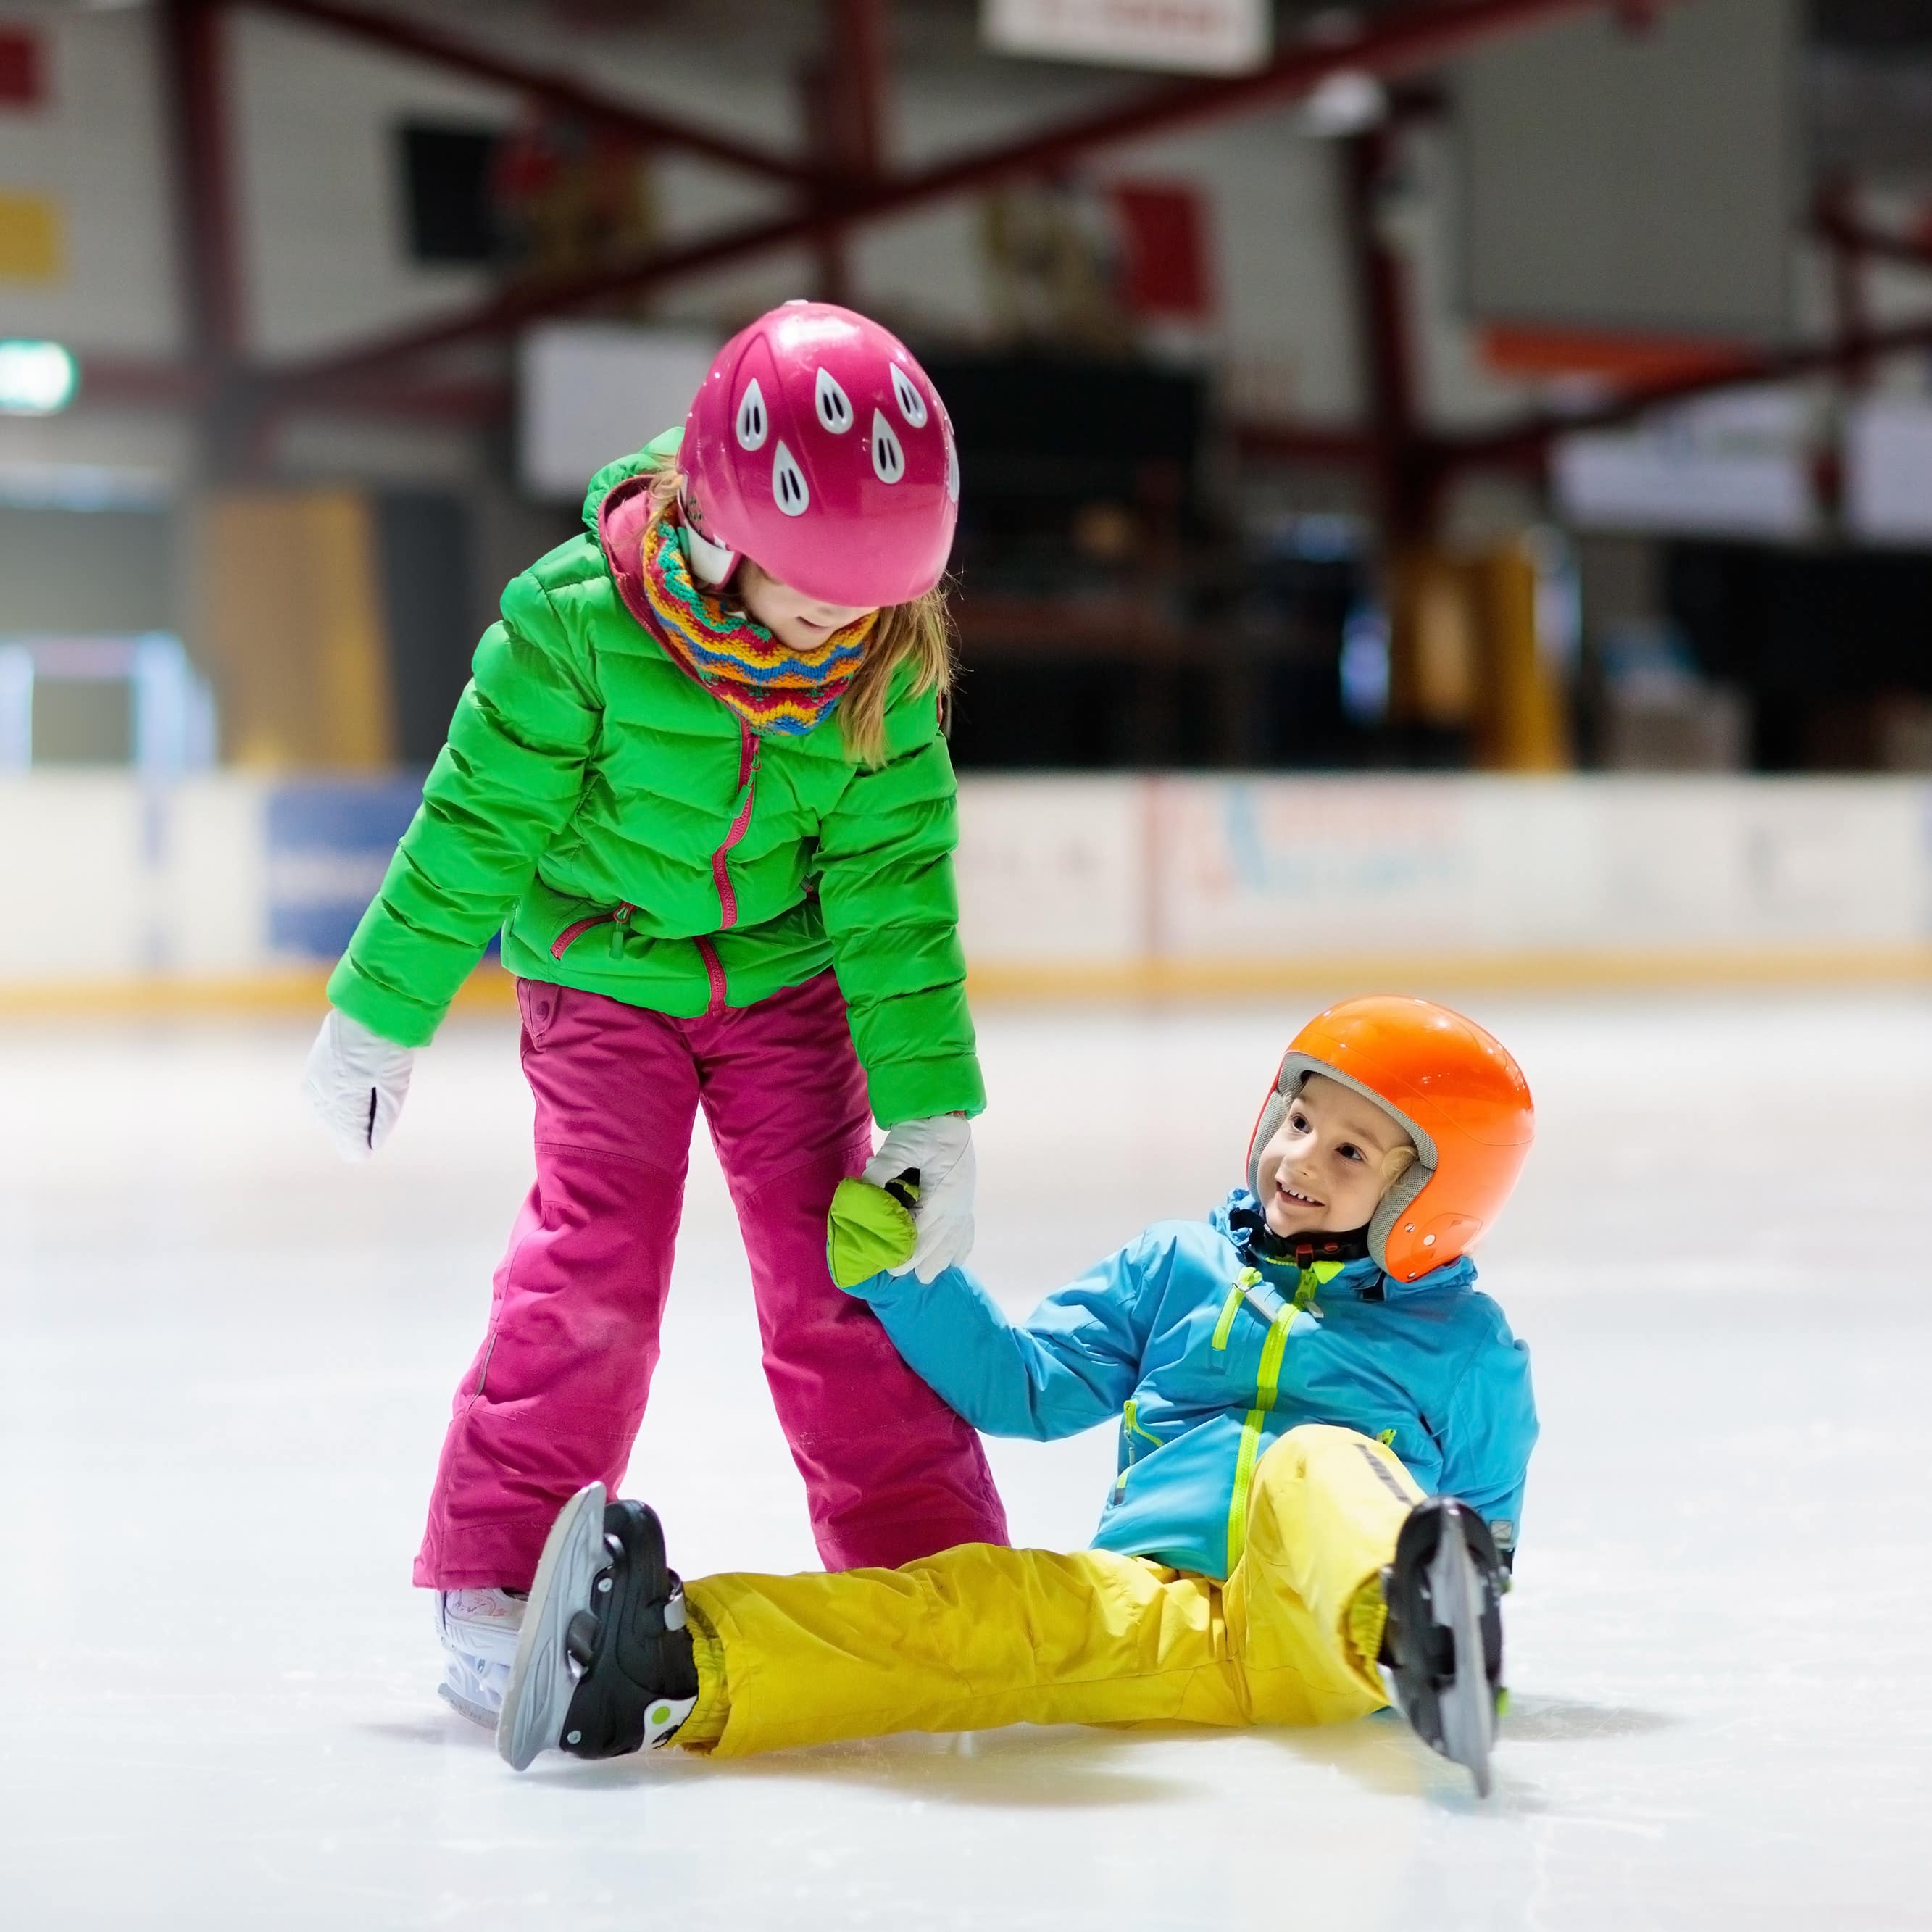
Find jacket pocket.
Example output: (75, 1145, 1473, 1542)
(1110, 1397, 1162, 1504)
(549, 901, 635, 962)
(517, 978, 565, 1049)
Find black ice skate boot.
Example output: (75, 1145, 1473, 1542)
(497, 1483, 699, 1772)
(1380, 1499, 1505, 1797)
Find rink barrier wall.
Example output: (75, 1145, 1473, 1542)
(0, 772, 1928, 1012)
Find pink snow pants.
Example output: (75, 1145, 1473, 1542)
(415, 970, 1009, 1591)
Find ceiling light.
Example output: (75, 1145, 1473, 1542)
(0, 341, 79, 415)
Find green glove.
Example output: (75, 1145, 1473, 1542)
(827, 1175, 919, 1289)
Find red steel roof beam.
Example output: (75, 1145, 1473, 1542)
(160, 0, 247, 377)
(1341, 124, 1433, 541)
(1813, 204, 1932, 280)
(1431, 312, 1932, 475)
(241, 0, 815, 184)
(69, 357, 212, 408)
(896, 0, 1666, 204)
(259, 0, 1663, 401)
(265, 207, 815, 397)
(803, 0, 895, 304)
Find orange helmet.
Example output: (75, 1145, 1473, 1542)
(1245, 995, 1534, 1281)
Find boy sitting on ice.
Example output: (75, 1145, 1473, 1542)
(496, 996, 1539, 1796)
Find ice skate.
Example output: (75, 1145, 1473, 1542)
(435, 1586, 525, 1728)
(1381, 1499, 1505, 1797)
(497, 1483, 699, 1772)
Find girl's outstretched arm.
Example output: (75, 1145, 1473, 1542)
(815, 707, 981, 1129)
(328, 569, 600, 1047)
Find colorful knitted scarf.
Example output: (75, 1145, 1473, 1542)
(638, 515, 875, 736)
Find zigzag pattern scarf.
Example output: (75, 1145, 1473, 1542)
(639, 515, 875, 736)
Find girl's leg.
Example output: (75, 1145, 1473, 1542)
(695, 970, 1009, 1570)
(415, 983, 701, 1591)
(1225, 1423, 1425, 1725)
(680, 1544, 1244, 1758)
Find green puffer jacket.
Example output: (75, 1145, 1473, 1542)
(325, 430, 983, 1126)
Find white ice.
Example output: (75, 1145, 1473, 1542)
(2, 992, 1927, 1929)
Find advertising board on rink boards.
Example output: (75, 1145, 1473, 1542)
(954, 777, 1932, 981)
(0, 773, 1927, 1000)
(952, 777, 1149, 966)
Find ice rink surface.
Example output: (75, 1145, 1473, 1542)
(3, 990, 1928, 1930)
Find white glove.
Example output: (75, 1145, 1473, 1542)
(301, 1007, 415, 1162)
(862, 1113, 975, 1283)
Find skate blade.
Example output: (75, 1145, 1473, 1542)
(497, 1483, 607, 1772)
(437, 1679, 500, 1731)
(1426, 1512, 1497, 1799)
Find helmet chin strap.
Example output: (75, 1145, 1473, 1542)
(1228, 1200, 1371, 1265)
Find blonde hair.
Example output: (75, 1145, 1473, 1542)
(643, 468, 955, 769)
(1379, 1144, 1418, 1196)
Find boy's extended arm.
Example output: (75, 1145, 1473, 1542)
(831, 1183, 1166, 1440)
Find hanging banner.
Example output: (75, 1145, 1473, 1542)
(983, 0, 1270, 75)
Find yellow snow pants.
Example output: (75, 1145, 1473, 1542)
(678, 1424, 1423, 1759)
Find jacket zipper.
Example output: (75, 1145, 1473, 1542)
(549, 730, 759, 1006)
(1223, 1262, 1328, 1571)
(694, 936, 728, 1017)
(712, 725, 762, 933)
(1210, 1272, 1257, 1349)
(550, 902, 634, 961)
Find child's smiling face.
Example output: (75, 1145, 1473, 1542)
(1256, 1074, 1415, 1239)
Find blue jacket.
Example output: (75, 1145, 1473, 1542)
(849, 1191, 1538, 1581)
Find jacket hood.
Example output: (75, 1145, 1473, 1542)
(1211, 1189, 1475, 1302)
(581, 428, 685, 534)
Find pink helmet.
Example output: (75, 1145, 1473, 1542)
(679, 300, 959, 609)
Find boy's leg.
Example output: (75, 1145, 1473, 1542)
(415, 983, 701, 1590)
(1225, 1424, 1425, 1725)
(696, 970, 1009, 1570)
(680, 1542, 1244, 1758)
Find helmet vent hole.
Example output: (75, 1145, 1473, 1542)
(815, 367, 854, 433)
(771, 442, 809, 516)
(870, 411, 905, 484)
(736, 380, 768, 451)
(891, 364, 928, 428)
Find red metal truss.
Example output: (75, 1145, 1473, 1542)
(160, 0, 246, 380)
(1814, 201, 1932, 280)
(1428, 311, 1932, 475)
(118, 0, 1775, 503)
(801, 0, 895, 301)
(1339, 124, 1431, 540)
(242, 0, 813, 183)
(254, 0, 1672, 401)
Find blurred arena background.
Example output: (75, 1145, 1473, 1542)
(3, 0, 1931, 1004)
(8, 9, 1932, 1929)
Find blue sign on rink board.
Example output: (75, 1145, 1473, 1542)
(265, 778, 427, 960)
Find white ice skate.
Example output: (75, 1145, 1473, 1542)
(436, 1586, 525, 1729)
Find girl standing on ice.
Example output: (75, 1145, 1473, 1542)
(301, 301, 1009, 1723)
